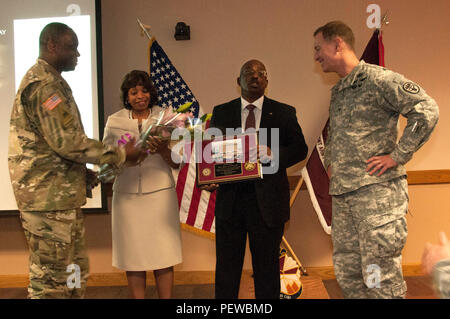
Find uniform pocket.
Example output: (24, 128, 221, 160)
(361, 213, 407, 258)
(27, 234, 71, 265)
(20, 211, 75, 244)
(20, 211, 76, 265)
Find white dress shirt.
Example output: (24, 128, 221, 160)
(241, 95, 264, 131)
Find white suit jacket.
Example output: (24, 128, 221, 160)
(102, 107, 175, 194)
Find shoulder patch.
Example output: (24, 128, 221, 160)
(402, 82, 420, 94)
(42, 94, 62, 110)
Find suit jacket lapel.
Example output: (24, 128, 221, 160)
(231, 98, 242, 129)
(260, 97, 274, 129)
(216, 98, 241, 135)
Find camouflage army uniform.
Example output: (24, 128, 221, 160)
(8, 59, 126, 298)
(325, 61, 439, 298)
(433, 259, 450, 299)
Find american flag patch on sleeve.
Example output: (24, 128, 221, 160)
(42, 94, 62, 110)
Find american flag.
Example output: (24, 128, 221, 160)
(149, 39, 199, 117)
(148, 38, 216, 236)
(176, 141, 216, 235)
(42, 93, 62, 111)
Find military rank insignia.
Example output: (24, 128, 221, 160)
(402, 82, 420, 94)
(351, 73, 367, 89)
(42, 94, 62, 110)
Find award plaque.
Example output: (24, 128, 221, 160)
(196, 133, 262, 185)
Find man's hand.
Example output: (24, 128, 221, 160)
(249, 145, 272, 163)
(422, 232, 450, 275)
(258, 145, 272, 164)
(366, 155, 398, 176)
(86, 168, 99, 189)
(198, 184, 219, 192)
(327, 165, 332, 179)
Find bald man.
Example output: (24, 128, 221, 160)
(206, 59, 308, 299)
(9, 22, 142, 298)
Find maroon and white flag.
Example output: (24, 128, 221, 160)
(301, 29, 385, 234)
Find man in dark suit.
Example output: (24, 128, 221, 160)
(203, 59, 308, 299)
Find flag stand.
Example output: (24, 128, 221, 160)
(282, 175, 308, 276)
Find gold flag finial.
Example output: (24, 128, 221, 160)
(381, 11, 389, 29)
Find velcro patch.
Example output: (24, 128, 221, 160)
(402, 82, 420, 94)
(42, 94, 62, 110)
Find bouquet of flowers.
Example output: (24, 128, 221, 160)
(141, 102, 195, 142)
(97, 102, 195, 183)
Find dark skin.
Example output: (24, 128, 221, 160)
(39, 30, 80, 73)
(38, 28, 144, 165)
(125, 84, 178, 169)
(200, 60, 272, 192)
(237, 59, 268, 103)
(146, 136, 179, 169)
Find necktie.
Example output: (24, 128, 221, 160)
(245, 104, 256, 130)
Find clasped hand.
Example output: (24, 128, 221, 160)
(122, 136, 146, 165)
(146, 136, 169, 154)
(121, 135, 170, 166)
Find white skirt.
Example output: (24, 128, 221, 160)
(112, 187, 183, 271)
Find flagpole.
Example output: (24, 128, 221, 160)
(290, 176, 304, 207)
(137, 18, 153, 40)
(282, 175, 308, 276)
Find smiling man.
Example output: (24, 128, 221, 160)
(204, 59, 308, 299)
(313, 21, 439, 299)
(8, 22, 142, 298)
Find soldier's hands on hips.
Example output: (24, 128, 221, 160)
(327, 165, 332, 179)
(366, 154, 398, 176)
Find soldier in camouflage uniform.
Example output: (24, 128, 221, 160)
(313, 21, 439, 298)
(8, 22, 142, 298)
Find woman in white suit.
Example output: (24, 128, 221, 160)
(103, 70, 182, 299)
